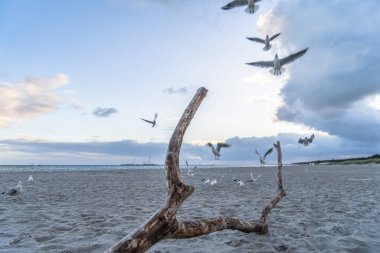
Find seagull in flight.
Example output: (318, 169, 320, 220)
(140, 113, 158, 127)
(247, 33, 281, 51)
(2, 181, 22, 196)
(202, 178, 211, 184)
(255, 147, 273, 167)
(247, 48, 308, 76)
(222, 0, 262, 14)
(245, 172, 262, 183)
(187, 165, 197, 177)
(210, 179, 217, 186)
(234, 178, 246, 186)
(298, 134, 315, 146)
(202, 178, 217, 185)
(207, 142, 231, 160)
(234, 173, 261, 185)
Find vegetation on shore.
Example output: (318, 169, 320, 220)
(294, 154, 380, 165)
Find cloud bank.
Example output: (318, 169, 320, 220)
(1, 132, 378, 165)
(0, 73, 69, 128)
(257, 0, 380, 143)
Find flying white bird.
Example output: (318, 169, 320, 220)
(255, 147, 274, 167)
(298, 134, 315, 146)
(202, 178, 211, 184)
(140, 113, 158, 127)
(234, 173, 262, 186)
(233, 178, 246, 186)
(222, 0, 262, 14)
(2, 181, 22, 196)
(245, 173, 262, 183)
(28, 175, 33, 182)
(210, 179, 217, 186)
(187, 165, 197, 177)
(247, 33, 281, 51)
(246, 48, 308, 76)
(207, 142, 231, 160)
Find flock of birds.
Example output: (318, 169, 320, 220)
(138, 0, 315, 163)
(3, 1, 315, 196)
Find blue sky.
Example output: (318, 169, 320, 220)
(0, 0, 379, 165)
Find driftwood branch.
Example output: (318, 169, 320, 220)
(107, 88, 286, 253)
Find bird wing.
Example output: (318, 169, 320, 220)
(186, 160, 188, 167)
(250, 172, 255, 181)
(255, 149, 261, 157)
(263, 147, 274, 159)
(246, 60, 274, 68)
(246, 37, 265, 44)
(221, 0, 247, 10)
(153, 113, 158, 121)
(7, 188, 17, 195)
(206, 143, 214, 149)
(309, 134, 315, 143)
(216, 143, 231, 152)
(280, 48, 308, 66)
(269, 33, 281, 41)
(140, 118, 154, 124)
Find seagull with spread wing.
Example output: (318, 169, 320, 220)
(140, 113, 158, 127)
(298, 134, 315, 146)
(247, 33, 281, 51)
(221, 0, 262, 14)
(255, 147, 273, 167)
(247, 48, 308, 76)
(207, 142, 231, 160)
(245, 172, 262, 183)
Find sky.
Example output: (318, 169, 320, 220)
(0, 0, 379, 165)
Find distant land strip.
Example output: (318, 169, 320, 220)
(294, 154, 380, 165)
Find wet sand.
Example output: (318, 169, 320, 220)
(1, 165, 379, 252)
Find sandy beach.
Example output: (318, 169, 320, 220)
(1, 165, 379, 252)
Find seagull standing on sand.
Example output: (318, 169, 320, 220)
(255, 147, 273, 167)
(28, 175, 33, 182)
(222, 0, 262, 14)
(247, 33, 281, 51)
(246, 48, 308, 76)
(140, 113, 158, 127)
(298, 134, 315, 146)
(207, 142, 231, 160)
(2, 181, 22, 195)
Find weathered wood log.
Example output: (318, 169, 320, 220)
(107, 87, 286, 253)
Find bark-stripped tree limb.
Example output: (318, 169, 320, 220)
(107, 88, 286, 253)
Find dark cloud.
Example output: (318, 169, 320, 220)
(163, 87, 188, 95)
(92, 107, 118, 118)
(259, 0, 380, 142)
(1, 133, 378, 165)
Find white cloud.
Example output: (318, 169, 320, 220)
(0, 73, 69, 127)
